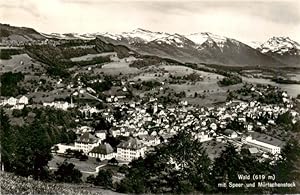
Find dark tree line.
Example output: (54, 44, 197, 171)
(115, 131, 300, 194)
(0, 49, 22, 60)
(0, 108, 77, 180)
(0, 72, 27, 97)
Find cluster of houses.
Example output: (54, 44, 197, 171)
(52, 88, 299, 164)
(0, 95, 76, 111)
(43, 101, 75, 111)
(3, 85, 297, 164)
(0, 95, 29, 109)
(55, 129, 152, 162)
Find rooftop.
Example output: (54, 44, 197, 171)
(90, 143, 114, 155)
(117, 137, 145, 150)
(76, 132, 98, 144)
(250, 132, 284, 147)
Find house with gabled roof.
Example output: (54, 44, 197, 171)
(18, 95, 29, 105)
(89, 143, 116, 160)
(138, 135, 161, 147)
(117, 137, 147, 162)
(74, 132, 101, 153)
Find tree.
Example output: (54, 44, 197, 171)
(212, 144, 273, 193)
(93, 170, 113, 188)
(108, 158, 119, 165)
(117, 131, 212, 194)
(272, 138, 300, 193)
(0, 107, 79, 180)
(55, 162, 82, 183)
(0, 109, 17, 172)
(0, 72, 26, 96)
(194, 92, 198, 98)
(96, 158, 101, 163)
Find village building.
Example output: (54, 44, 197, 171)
(117, 137, 147, 162)
(95, 130, 107, 141)
(79, 104, 100, 118)
(137, 135, 161, 147)
(223, 129, 238, 139)
(43, 101, 74, 110)
(89, 143, 115, 160)
(53, 143, 76, 154)
(2, 97, 17, 106)
(242, 135, 282, 155)
(75, 126, 94, 135)
(18, 96, 29, 105)
(74, 132, 101, 153)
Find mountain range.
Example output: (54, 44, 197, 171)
(1, 23, 300, 67)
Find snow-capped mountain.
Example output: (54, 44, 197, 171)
(153, 33, 195, 48)
(99, 28, 171, 44)
(186, 32, 238, 48)
(41, 32, 96, 40)
(1, 23, 291, 67)
(245, 41, 262, 50)
(95, 29, 282, 66)
(100, 29, 239, 49)
(255, 37, 300, 66)
(259, 37, 300, 55)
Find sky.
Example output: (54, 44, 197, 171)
(1, 0, 300, 43)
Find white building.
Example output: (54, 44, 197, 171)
(196, 132, 213, 142)
(243, 136, 281, 155)
(95, 130, 107, 141)
(110, 128, 121, 137)
(75, 132, 101, 154)
(117, 137, 147, 162)
(18, 96, 28, 105)
(79, 104, 100, 118)
(43, 101, 74, 110)
(1, 97, 18, 106)
(53, 143, 76, 154)
(75, 126, 94, 135)
(138, 135, 161, 147)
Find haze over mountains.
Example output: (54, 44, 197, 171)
(1, 23, 300, 67)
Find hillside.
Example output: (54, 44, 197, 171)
(24, 38, 134, 77)
(0, 171, 121, 195)
(0, 23, 45, 42)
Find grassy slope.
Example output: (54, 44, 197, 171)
(0, 171, 122, 195)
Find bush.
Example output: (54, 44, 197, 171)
(218, 75, 242, 86)
(54, 162, 82, 183)
(0, 72, 26, 96)
(0, 49, 22, 59)
(93, 170, 113, 188)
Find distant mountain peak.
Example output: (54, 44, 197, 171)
(260, 36, 300, 55)
(186, 32, 231, 48)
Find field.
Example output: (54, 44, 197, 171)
(0, 53, 43, 73)
(128, 65, 243, 105)
(48, 154, 103, 173)
(70, 52, 116, 62)
(70, 56, 140, 76)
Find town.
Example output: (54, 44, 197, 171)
(1, 13, 300, 193)
(1, 81, 299, 168)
